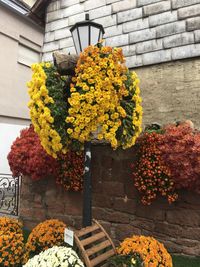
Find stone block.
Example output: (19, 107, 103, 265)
(156, 21, 185, 38)
(106, 0, 121, 3)
(136, 204, 165, 220)
(68, 13, 85, 26)
(163, 32, 194, 48)
(89, 5, 111, 20)
(54, 28, 71, 40)
(105, 34, 129, 47)
(104, 25, 123, 38)
(93, 194, 114, 209)
(143, 1, 171, 17)
(178, 4, 200, 19)
(123, 18, 149, 33)
(172, 0, 200, 9)
(45, 18, 69, 32)
(62, 46, 76, 54)
(122, 44, 136, 57)
(186, 17, 200, 31)
(112, 0, 136, 13)
(59, 37, 74, 49)
(155, 222, 183, 237)
(43, 41, 59, 53)
(129, 28, 156, 43)
(117, 8, 142, 24)
(42, 52, 53, 62)
(115, 224, 141, 241)
(46, 10, 63, 23)
(84, 0, 106, 11)
(62, 4, 84, 18)
(171, 43, 200, 60)
(142, 50, 171, 65)
(136, 39, 163, 54)
(194, 30, 200, 42)
(149, 11, 178, 27)
(113, 197, 137, 214)
(61, 0, 79, 8)
(131, 218, 155, 232)
(95, 14, 117, 28)
(101, 181, 125, 197)
(48, 0, 60, 12)
(137, 0, 163, 6)
(166, 209, 200, 226)
(126, 55, 143, 68)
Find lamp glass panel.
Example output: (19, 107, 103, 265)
(71, 28, 81, 54)
(79, 25, 89, 52)
(98, 31, 103, 42)
(90, 26, 100, 46)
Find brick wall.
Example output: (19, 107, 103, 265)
(43, 0, 200, 68)
(20, 144, 200, 256)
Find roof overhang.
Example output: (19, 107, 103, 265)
(26, 0, 51, 26)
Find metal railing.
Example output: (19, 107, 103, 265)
(0, 174, 20, 216)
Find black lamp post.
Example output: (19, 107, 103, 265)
(70, 14, 104, 227)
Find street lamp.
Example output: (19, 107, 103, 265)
(70, 13, 105, 54)
(70, 14, 104, 227)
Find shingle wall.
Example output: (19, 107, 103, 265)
(43, 0, 200, 68)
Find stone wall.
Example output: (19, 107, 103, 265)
(43, 0, 200, 68)
(20, 144, 200, 256)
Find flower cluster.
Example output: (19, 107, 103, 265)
(25, 219, 66, 259)
(0, 217, 26, 266)
(0, 217, 23, 234)
(159, 122, 200, 193)
(27, 63, 69, 158)
(110, 252, 143, 267)
(131, 132, 178, 205)
(117, 235, 172, 267)
(66, 44, 142, 149)
(23, 246, 84, 267)
(56, 151, 84, 191)
(7, 125, 59, 180)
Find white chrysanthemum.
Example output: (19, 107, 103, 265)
(23, 246, 85, 267)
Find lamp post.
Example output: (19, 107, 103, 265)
(70, 14, 105, 227)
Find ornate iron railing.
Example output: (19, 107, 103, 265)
(0, 174, 20, 216)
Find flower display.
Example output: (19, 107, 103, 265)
(0, 231, 26, 266)
(0, 217, 23, 235)
(25, 219, 66, 259)
(27, 63, 70, 158)
(67, 44, 142, 149)
(117, 235, 172, 267)
(131, 132, 178, 205)
(7, 125, 83, 190)
(7, 125, 59, 181)
(56, 151, 84, 191)
(28, 45, 142, 158)
(158, 122, 200, 193)
(23, 246, 84, 267)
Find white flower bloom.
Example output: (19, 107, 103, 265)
(23, 246, 85, 267)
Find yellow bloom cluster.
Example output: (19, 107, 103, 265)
(27, 63, 64, 158)
(0, 218, 26, 266)
(117, 235, 172, 267)
(66, 45, 142, 149)
(25, 219, 66, 260)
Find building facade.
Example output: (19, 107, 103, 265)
(43, 0, 200, 128)
(0, 0, 44, 174)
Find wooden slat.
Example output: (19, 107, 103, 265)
(94, 220, 116, 252)
(81, 232, 105, 247)
(74, 233, 91, 267)
(76, 223, 100, 238)
(86, 240, 111, 257)
(90, 249, 115, 267)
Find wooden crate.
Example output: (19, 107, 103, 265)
(74, 220, 116, 267)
